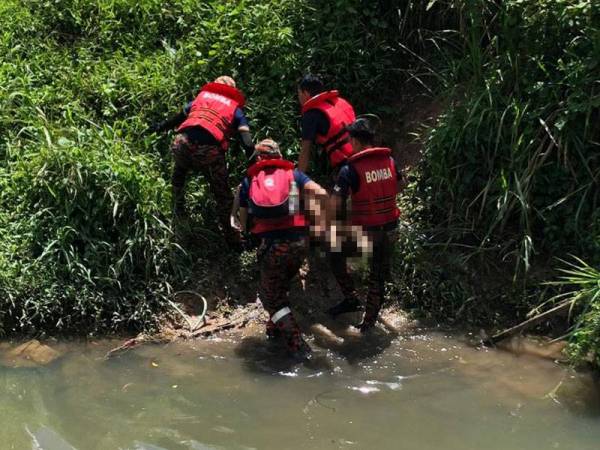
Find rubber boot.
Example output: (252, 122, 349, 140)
(269, 308, 311, 360)
(266, 319, 280, 340)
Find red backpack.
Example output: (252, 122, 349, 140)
(247, 159, 296, 219)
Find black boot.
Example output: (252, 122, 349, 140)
(270, 310, 311, 360)
(266, 319, 281, 340)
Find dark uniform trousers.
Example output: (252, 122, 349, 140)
(170, 133, 237, 241)
(363, 227, 397, 327)
(258, 238, 308, 315)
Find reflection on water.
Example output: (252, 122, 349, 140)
(1, 331, 599, 450)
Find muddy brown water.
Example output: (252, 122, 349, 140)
(1, 329, 599, 450)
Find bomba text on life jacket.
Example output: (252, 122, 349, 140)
(201, 92, 232, 106)
(365, 168, 393, 183)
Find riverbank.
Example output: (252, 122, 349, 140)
(0, 294, 572, 371)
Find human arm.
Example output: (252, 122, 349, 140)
(239, 207, 249, 233)
(238, 128, 255, 159)
(148, 111, 186, 133)
(295, 170, 328, 239)
(148, 101, 192, 134)
(237, 179, 252, 249)
(238, 178, 250, 234)
(234, 109, 255, 158)
(298, 110, 328, 172)
(298, 140, 313, 172)
(329, 164, 354, 222)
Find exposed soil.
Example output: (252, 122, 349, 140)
(384, 93, 444, 169)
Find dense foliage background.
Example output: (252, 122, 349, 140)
(396, 0, 599, 365)
(0, 0, 598, 364)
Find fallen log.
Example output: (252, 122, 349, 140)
(191, 304, 263, 337)
(104, 334, 163, 359)
(483, 300, 573, 346)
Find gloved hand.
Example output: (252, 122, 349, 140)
(145, 121, 165, 135)
(144, 110, 187, 138)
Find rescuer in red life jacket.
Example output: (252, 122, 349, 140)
(297, 74, 356, 178)
(297, 74, 360, 310)
(327, 118, 406, 331)
(237, 139, 328, 359)
(149, 76, 255, 247)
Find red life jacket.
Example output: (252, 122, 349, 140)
(177, 82, 246, 150)
(301, 90, 355, 168)
(247, 159, 308, 235)
(348, 147, 400, 227)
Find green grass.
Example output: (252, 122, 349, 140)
(399, 0, 599, 365)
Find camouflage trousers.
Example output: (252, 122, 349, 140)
(171, 133, 237, 241)
(362, 227, 398, 327)
(258, 238, 308, 316)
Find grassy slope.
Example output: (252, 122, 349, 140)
(0, 0, 402, 335)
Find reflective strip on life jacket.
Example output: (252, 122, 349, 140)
(301, 90, 356, 168)
(348, 147, 400, 227)
(177, 82, 246, 150)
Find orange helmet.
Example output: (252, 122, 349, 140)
(214, 75, 236, 87)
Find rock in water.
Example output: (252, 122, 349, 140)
(497, 336, 568, 361)
(133, 442, 170, 450)
(2, 340, 61, 368)
(310, 323, 344, 348)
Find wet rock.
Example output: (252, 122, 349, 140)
(27, 425, 77, 450)
(2, 339, 62, 368)
(497, 336, 568, 361)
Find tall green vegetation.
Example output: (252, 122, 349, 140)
(419, 0, 599, 270)
(0, 0, 402, 335)
(401, 0, 599, 363)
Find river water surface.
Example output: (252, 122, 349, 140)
(1, 330, 599, 450)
